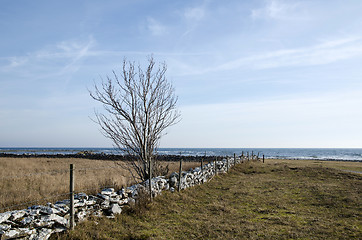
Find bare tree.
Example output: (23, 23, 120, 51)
(90, 56, 180, 182)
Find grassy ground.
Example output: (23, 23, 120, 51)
(57, 160, 361, 240)
(266, 158, 362, 173)
(0, 157, 200, 211)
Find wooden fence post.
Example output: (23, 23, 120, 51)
(178, 158, 182, 192)
(149, 158, 152, 201)
(69, 164, 74, 230)
(234, 153, 236, 166)
(263, 155, 265, 163)
(247, 152, 249, 161)
(226, 157, 229, 172)
(214, 157, 217, 175)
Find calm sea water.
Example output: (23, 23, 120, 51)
(1, 148, 362, 161)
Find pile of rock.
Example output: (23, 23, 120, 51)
(0, 157, 241, 240)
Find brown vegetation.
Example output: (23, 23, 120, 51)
(0, 157, 201, 212)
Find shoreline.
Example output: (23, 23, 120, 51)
(0, 153, 217, 162)
(1, 152, 362, 163)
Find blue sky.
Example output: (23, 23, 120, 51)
(1, 0, 362, 148)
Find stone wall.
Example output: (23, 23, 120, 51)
(0, 157, 245, 240)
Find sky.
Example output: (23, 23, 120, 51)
(1, 0, 362, 148)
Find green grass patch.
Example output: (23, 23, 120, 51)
(55, 161, 361, 239)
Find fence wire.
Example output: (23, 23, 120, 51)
(1, 154, 257, 213)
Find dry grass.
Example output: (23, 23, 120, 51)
(59, 160, 361, 240)
(265, 158, 362, 172)
(0, 157, 201, 212)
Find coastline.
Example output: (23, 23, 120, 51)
(1, 147, 362, 162)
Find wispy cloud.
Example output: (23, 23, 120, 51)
(0, 37, 95, 78)
(251, 0, 305, 20)
(217, 37, 362, 71)
(184, 6, 205, 22)
(147, 17, 167, 36)
(180, 4, 207, 38)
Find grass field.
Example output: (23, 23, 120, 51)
(57, 159, 361, 240)
(0, 157, 200, 212)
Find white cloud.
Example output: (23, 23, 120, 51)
(251, 0, 305, 20)
(184, 6, 205, 22)
(147, 17, 167, 36)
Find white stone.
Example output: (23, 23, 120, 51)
(49, 203, 68, 215)
(20, 216, 35, 226)
(109, 196, 121, 203)
(0, 212, 11, 224)
(76, 210, 88, 222)
(0, 224, 11, 231)
(42, 214, 68, 227)
(3, 228, 36, 239)
(30, 228, 53, 240)
(74, 192, 88, 200)
(74, 199, 86, 208)
(85, 199, 97, 206)
(109, 204, 122, 215)
(118, 198, 128, 205)
(9, 210, 26, 221)
(97, 193, 110, 201)
(101, 188, 115, 196)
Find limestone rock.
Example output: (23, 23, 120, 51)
(0, 212, 11, 224)
(100, 200, 110, 210)
(108, 204, 122, 215)
(169, 176, 177, 188)
(20, 216, 35, 226)
(74, 199, 86, 208)
(28, 205, 59, 215)
(1, 227, 36, 239)
(76, 210, 88, 222)
(97, 193, 110, 201)
(117, 187, 128, 199)
(109, 196, 120, 203)
(85, 199, 97, 206)
(9, 210, 26, 221)
(74, 192, 88, 200)
(101, 188, 115, 196)
(30, 228, 53, 240)
(118, 198, 128, 205)
(0, 224, 11, 231)
(41, 214, 68, 227)
(48, 203, 68, 216)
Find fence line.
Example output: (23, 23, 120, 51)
(0, 165, 126, 180)
(1, 152, 263, 213)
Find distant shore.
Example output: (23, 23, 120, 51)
(0, 152, 218, 162)
(2, 147, 362, 161)
(1, 152, 362, 163)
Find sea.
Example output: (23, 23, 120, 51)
(1, 148, 362, 162)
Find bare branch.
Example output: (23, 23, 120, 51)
(89, 56, 181, 181)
